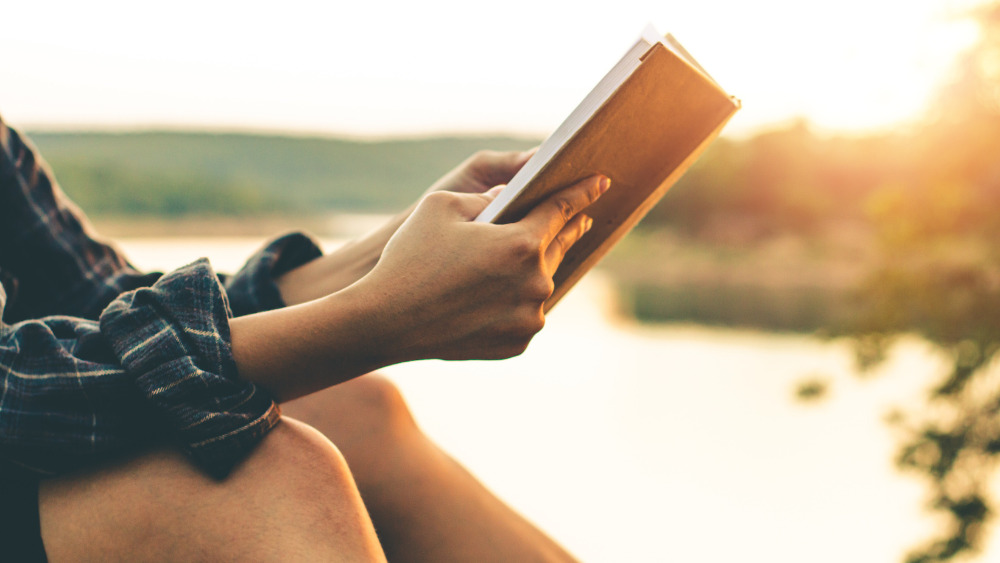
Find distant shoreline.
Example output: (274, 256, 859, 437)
(89, 213, 392, 239)
(90, 214, 322, 238)
(94, 214, 873, 335)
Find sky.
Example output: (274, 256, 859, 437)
(1, 0, 985, 138)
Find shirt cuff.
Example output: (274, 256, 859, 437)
(224, 232, 324, 317)
(99, 259, 279, 478)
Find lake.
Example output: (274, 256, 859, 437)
(117, 236, 971, 563)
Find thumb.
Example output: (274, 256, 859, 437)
(464, 186, 506, 218)
(464, 185, 507, 219)
(473, 148, 538, 187)
(460, 184, 506, 221)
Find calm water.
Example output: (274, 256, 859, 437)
(117, 236, 972, 563)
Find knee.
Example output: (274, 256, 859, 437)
(251, 418, 361, 512)
(344, 373, 418, 437)
(284, 373, 420, 450)
(242, 419, 382, 555)
(41, 419, 380, 562)
(262, 416, 353, 480)
(281, 374, 426, 495)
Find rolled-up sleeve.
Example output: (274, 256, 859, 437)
(0, 114, 328, 479)
(223, 232, 323, 317)
(100, 259, 280, 478)
(0, 312, 139, 477)
(1, 258, 285, 479)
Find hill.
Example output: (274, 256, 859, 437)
(27, 131, 539, 216)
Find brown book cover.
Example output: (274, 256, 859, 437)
(476, 28, 740, 311)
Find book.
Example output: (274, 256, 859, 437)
(475, 25, 740, 311)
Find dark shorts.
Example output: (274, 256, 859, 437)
(0, 466, 48, 562)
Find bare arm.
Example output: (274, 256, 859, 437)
(230, 172, 608, 402)
(273, 150, 534, 306)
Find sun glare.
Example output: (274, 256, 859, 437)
(0, 0, 989, 137)
(703, 0, 984, 136)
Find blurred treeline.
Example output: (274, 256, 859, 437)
(611, 4, 1000, 337)
(625, 4, 1000, 562)
(31, 132, 536, 216)
(26, 4, 1000, 561)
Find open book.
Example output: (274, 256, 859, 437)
(476, 25, 740, 311)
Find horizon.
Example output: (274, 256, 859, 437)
(16, 114, 916, 143)
(3, 0, 984, 140)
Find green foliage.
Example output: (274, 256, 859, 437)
(621, 280, 859, 333)
(794, 377, 829, 402)
(642, 119, 929, 241)
(620, 4, 1000, 561)
(49, 160, 275, 216)
(28, 132, 538, 216)
(833, 5, 1000, 561)
(21, 4, 1000, 560)
(847, 240, 1000, 563)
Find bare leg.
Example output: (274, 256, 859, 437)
(39, 418, 386, 563)
(282, 373, 578, 563)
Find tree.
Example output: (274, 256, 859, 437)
(838, 4, 1000, 560)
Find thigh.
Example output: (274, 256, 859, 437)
(38, 418, 385, 563)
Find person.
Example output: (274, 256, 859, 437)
(0, 113, 609, 562)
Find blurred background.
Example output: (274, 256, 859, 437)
(5, 0, 1000, 561)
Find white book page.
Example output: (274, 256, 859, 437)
(662, 33, 720, 86)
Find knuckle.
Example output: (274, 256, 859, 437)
(529, 311, 546, 334)
(515, 307, 546, 336)
(509, 230, 542, 261)
(423, 190, 465, 213)
(553, 194, 576, 223)
(589, 177, 604, 201)
(525, 275, 555, 301)
(422, 190, 453, 206)
(498, 308, 544, 354)
(554, 216, 589, 253)
(568, 219, 588, 244)
(550, 232, 569, 257)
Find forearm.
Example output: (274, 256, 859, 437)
(244, 156, 603, 403)
(230, 281, 408, 403)
(276, 204, 415, 306)
(275, 150, 535, 307)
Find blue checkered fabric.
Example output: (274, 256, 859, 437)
(0, 115, 322, 478)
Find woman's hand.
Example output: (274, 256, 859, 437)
(356, 173, 609, 363)
(233, 174, 607, 401)
(275, 150, 536, 306)
(422, 149, 536, 196)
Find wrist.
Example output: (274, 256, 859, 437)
(231, 283, 398, 402)
(276, 207, 414, 306)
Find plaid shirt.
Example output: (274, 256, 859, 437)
(0, 116, 322, 478)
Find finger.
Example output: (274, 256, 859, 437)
(520, 175, 609, 246)
(483, 185, 505, 200)
(470, 148, 538, 188)
(460, 184, 505, 214)
(544, 213, 594, 269)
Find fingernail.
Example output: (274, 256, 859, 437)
(598, 176, 611, 193)
(584, 215, 594, 232)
